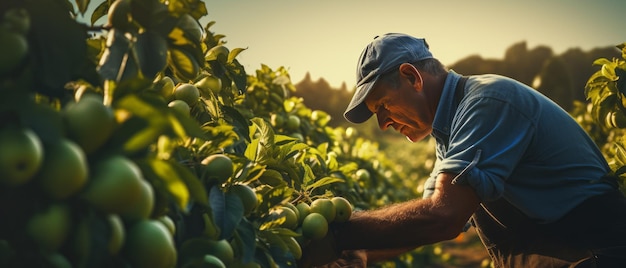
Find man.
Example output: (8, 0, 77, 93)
(299, 33, 626, 267)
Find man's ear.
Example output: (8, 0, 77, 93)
(398, 63, 423, 90)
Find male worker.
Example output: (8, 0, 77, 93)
(299, 33, 626, 267)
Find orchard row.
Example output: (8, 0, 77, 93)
(0, 1, 434, 267)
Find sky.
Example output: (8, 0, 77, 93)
(201, 0, 626, 89)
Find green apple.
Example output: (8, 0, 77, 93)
(81, 155, 144, 214)
(118, 179, 155, 222)
(123, 220, 177, 268)
(108, 214, 125, 255)
(63, 94, 115, 154)
(168, 99, 191, 116)
(309, 198, 336, 223)
(26, 204, 71, 252)
(0, 127, 43, 185)
(174, 83, 200, 106)
(37, 139, 89, 200)
(0, 28, 28, 75)
(331, 197, 352, 222)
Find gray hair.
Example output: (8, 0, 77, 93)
(377, 58, 447, 89)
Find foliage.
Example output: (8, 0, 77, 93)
(0, 0, 447, 267)
(581, 42, 626, 192)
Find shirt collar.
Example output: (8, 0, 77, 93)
(431, 70, 462, 140)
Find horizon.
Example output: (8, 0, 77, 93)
(74, 0, 626, 89)
(204, 0, 626, 89)
(292, 40, 621, 90)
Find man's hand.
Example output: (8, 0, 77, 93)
(297, 229, 341, 267)
(314, 250, 368, 268)
(298, 172, 480, 266)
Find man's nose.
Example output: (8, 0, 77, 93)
(376, 110, 393, 131)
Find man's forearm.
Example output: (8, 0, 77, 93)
(333, 173, 479, 252)
(334, 198, 452, 251)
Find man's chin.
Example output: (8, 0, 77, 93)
(403, 130, 430, 143)
(398, 126, 416, 142)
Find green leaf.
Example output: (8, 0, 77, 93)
(129, 0, 169, 29)
(616, 67, 626, 97)
(272, 135, 308, 162)
(141, 158, 191, 210)
(98, 29, 132, 81)
(236, 162, 265, 184)
(284, 99, 297, 113)
(585, 71, 610, 100)
(86, 36, 106, 65)
(167, 111, 206, 139)
(116, 93, 171, 118)
(222, 105, 251, 142)
(255, 185, 293, 216)
(74, 0, 90, 15)
(234, 218, 257, 263)
(210, 185, 244, 240)
(304, 176, 345, 192)
(268, 241, 297, 268)
(312, 143, 328, 156)
(134, 30, 168, 80)
(338, 162, 359, 178)
(258, 169, 287, 187)
(124, 122, 167, 153)
(244, 137, 260, 162)
(251, 118, 276, 164)
(168, 47, 201, 81)
(168, 160, 208, 206)
(256, 249, 279, 268)
(275, 135, 299, 146)
(102, 112, 169, 155)
(593, 58, 612, 66)
(228, 47, 247, 63)
(602, 63, 618, 81)
(24, 0, 89, 98)
(189, 1, 208, 19)
(252, 117, 274, 141)
(300, 165, 314, 189)
(168, 15, 202, 47)
(227, 59, 248, 93)
(201, 122, 239, 151)
(326, 152, 339, 171)
(167, 0, 207, 19)
(18, 99, 65, 144)
(90, 0, 109, 26)
(595, 93, 618, 128)
(200, 92, 221, 119)
(269, 228, 301, 237)
(115, 97, 210, 154)
(259, 230, 288, 253)
(280, 143, 309, 162)
(614, 142, 626, 165)
(614, 165, 626, 177)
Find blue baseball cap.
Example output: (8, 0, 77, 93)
(343, 33, 433, 124)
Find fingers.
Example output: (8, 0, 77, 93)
(299, 234, 341, 267)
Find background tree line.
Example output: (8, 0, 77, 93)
(292, 41, 621, 142)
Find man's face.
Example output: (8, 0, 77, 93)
(363, 76, 434, 142)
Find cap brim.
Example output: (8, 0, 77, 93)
(343, 79, 376, 124)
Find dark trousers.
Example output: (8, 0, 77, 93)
(472, 190, 626, 267)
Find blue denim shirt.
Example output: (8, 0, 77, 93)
(423, 71, 614, 223)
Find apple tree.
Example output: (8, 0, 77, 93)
(0, 0, 449, 267)
(579, 42, 626, 193)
